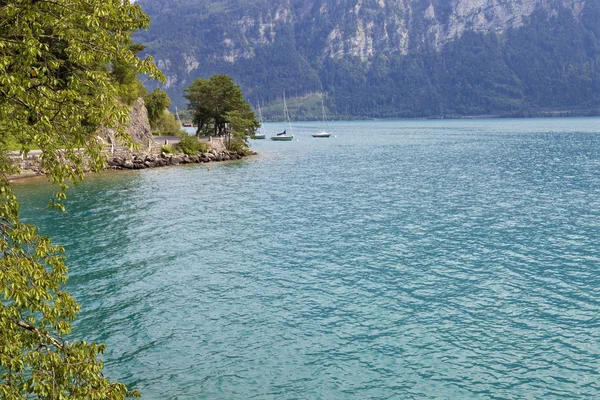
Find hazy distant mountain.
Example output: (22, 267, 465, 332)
(134, 0, 600, 119)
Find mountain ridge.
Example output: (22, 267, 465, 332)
(134, 0, 600, 119)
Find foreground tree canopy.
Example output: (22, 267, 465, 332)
(184, 74, 259, 141)
(0, 0, 162, 398)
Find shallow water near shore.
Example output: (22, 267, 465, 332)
(14, 118, 600, 399)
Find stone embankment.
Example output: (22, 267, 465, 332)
(7, 142, 250, 181)
(6, 98, 253, 181)
(106, 147, 247, 170)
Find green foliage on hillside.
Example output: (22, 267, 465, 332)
(260, 93, 325, 121)
(143, 88, 184, 135)
(135, 0, 600, 119)
(145, 88, 171, 125)
(319, 10, 600, 118)
(153, 110, 184, 135)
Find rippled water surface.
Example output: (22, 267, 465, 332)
(15, 118, 600, 399)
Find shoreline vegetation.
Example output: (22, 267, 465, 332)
(9, 101, 597, 184)
(7, 137, 254, 183)
(252, 92, 600, 122)
(6, 91, 257, 183)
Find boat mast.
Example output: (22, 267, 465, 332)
(321, 95, 330, 131)
(257, 102, 264, 134)
(175, 107, 181, 124)
(283, 91, 294, 136)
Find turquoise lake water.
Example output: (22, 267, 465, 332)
(14, 118, 600, 399)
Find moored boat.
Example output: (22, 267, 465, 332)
(311, 97, 331, 138)
(311, 131, 331, 138)
(271, 91, 295, 141)
(271, 130, 294, 141)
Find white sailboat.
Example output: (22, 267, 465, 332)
(254, 102, 266, 139)
(271, 92, 294, 141)
(312, 97, 331, 138)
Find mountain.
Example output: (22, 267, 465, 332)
(134, 0, 600, 119)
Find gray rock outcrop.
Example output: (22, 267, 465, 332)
(98, 98, 157, 151)
(145, 0, 586, 86)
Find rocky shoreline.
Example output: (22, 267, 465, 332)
(6, 97, 254, 182)
(106, 148, 250, 170)
(7, 145, 253, 182)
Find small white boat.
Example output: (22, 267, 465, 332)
(271, 131, 294, 141)
(311, 131, 331, 138)
(271, 91, 295, 141)
(312, 97, 331, 138)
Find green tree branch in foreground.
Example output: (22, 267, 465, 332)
(0, 0, 163, 397)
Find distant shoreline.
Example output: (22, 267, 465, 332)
(263, 111, 600, 124)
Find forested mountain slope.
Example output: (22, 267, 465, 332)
(134, 0, 600, 119)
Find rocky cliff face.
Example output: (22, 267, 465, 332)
(99, 97, 156, 148)
(140, 0, 585, 68)
(308, 0, 586, 59)
(134, 0, 598, 117)
(9, 99, 157, 180)
(126, 97, 155, 146)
